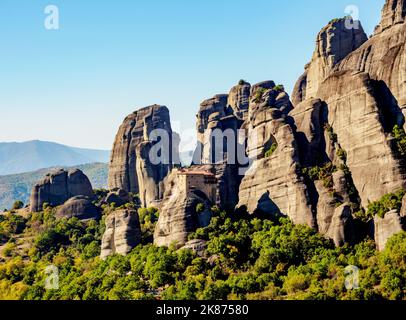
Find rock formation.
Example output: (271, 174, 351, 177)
(108, 105, 178, 207)
(56, 196, 101, 220)
(104, 188, 131, 207)
(154, 169, 213, 248)
(324, 203, 354, 247)
(227, 81, 251, 119)
(291, 0, 406, 247)
(401, 194, 406, 217)
(237, 82, 315, 227)
(374, 210, 404, 251)
(100, 208, 142, 259)
(180, 239, 207, 257)
(374, 0, 406, 34)
(29, 169, 94, 212)
(292, 17, 368, 105)
(101, 0, 406, 253)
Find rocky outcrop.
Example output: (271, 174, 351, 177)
(56, 196, 100, 220)
(293, 0, 406, 196)
(194, 94, 241, 165)
(316, 71, 406, 207)
(290, 0, 406, 247)
(154, 170, 213, 248)
(401, 194, 406, 217)
(104, 189, 131, 207)
(100, 209, 142, 259)
(324, 203, 354, 247)
(375, 0, 406, 34)
(288, 98, 328, 166)
(237, 82, 315, 227)
(29, 169, 93, 212)
(108, 105, 178, 207)
(292, 17, 368, 105)
(374, 210, 404, 251)
(180, 239, 207, 257)
(227, 81, 251, 119)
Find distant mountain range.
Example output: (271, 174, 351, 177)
(0, 162, 108, 210)
(0, 140, 110, 175)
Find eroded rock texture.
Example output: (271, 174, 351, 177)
(154, 170, 213, 248)
(100, 209, 142, 259)
(374, 210, 404, 251)
(104, 189, 131, 207)
(29, 169, 93, 212)
(108, 105, 178, 207)
(56, 196, 100, 220)
(237, 83, 315, 227)
(291, 0, 406, 247)
(292, 17, 368, 105)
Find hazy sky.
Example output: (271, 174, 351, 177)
(0, 0, 385, 150)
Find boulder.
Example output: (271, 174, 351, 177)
(180, 239, 207, 257)
(324, 203, 354, 247)
(100, 209, 142, 259)
(104, 188, 131, 207)
(374, 210, 404, 251)
(337, 0, 406, 124)
(56, 196, 100, 220)
(29, 169, 93, 212)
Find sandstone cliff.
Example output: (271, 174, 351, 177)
(292, 17, 368, 105)
(236, 82, 315, 227)
(291, 0, 406, 249)
(108, 105, 178, 207)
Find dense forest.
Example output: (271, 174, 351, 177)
(0, 196, 404, 300)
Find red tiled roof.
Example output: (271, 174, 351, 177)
(178, 170, 215, 177)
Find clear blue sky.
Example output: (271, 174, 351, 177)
(0, 0, 385, 150)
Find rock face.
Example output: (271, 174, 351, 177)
(401, 194, 406, 217)
(237, 82, 315, 227)
(100, 209, 142, 259)
(324, 204, 354, 247)
(180, 239, 207, 257)
(154, 170, 213, 248)
(104, 189, 131, 207)
(29, 169, 93, 212)
(108, 105, 178, 207)
(56, 196, 100, 220)
(227, 82, 251, 119)
(291, 0, 406, 246)
(316, 71, 406, 207)
(292, 17, 368, 105)
(374, 210, 404, 251)
(375, 0, 406, 34)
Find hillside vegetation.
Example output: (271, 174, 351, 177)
(0, 203, 404, 300)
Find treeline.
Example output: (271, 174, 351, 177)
(0, 205, 405, 300)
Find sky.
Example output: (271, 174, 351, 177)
(0, 0, 385, 150)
